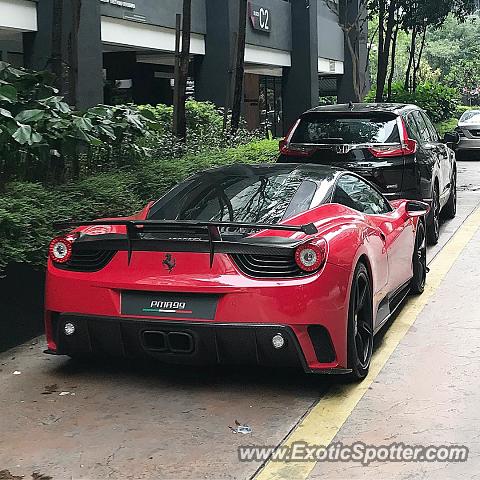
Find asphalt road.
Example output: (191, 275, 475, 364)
(1, 160, 480, 480)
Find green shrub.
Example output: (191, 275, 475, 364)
(0, 61, 158, 185)
(0, 139, 279, 270)
(436, 118, 459, 136)
(434, 106, 475, 136)
(139, 100, 262, 159)
(0, 175, 146, 271)
(134, 139, 278, 201)
(0, 183, 58, 270)
(455, 105, 476, 118)
(365, 82, 459, 123)
(140, 100, 224, 134)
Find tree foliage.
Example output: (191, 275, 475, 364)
(426, 15, 480, 97)
(369, 0, 476, 101)
(366, 81, 459, 122)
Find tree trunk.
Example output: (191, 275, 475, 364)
(387, 22, 399, 101)
(405, 26, 417, 91)
(375, 0, 397, 102)
(375, 0, 385, 102)
(68, 0, 82, 109)
(412, 27, 427, 92)
(51, 0, 64, 93)
(345, 26, 361, 102)
(231, 0, 247, 135)
(173, 0, 192, 140)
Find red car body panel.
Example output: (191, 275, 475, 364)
(45, 197, 420, 373)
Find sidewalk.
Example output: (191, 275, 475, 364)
(307, 224, 480, 478)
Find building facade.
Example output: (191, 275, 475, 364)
(0, 0, 368, 135)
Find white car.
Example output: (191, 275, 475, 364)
(455, 110, 480, 160)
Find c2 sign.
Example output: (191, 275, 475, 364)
(248, 3, 271, 33)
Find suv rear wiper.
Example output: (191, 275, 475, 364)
(315, 138, 345, 144)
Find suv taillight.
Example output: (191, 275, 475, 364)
(368, 118, 417, 158)
(402, 138, 418, 155)
(279, 140, 317, 157)
(369, 139, 417, 158)
(279, 119, 318, 157)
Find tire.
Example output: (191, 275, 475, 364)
(427, 183, 440, 245)
(346, 263, 374, 382)
(410, 220, 427, 295)
(443, 169, 457, 220)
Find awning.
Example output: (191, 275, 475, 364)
(0, 0, 37, 32)
(101, 16, 205, 55)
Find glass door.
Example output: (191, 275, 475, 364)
(259, 76, 283, 138)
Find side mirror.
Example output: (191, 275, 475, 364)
(443, 131, 460, 145)
(406, 200, 430, 218)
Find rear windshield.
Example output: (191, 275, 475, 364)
(149, 168, 328, 224)
(460, 111, 480, 124)
(291, 114, 401, 144)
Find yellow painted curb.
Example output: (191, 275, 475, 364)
(255, 207, 480, 480)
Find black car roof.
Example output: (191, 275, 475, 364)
(196, 162, 345, 182)
(149, 163, 350, 215)
(304, 103, 419, 116)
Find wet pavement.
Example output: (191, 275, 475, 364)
(1, 160, 480, 480)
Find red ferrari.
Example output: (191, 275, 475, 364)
(45, 164, 428, 380)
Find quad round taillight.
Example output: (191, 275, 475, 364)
(295, 239, 327, 273)
(49, 237, 73, 264)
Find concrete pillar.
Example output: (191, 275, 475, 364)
(195, 0, 237, 107)
(283, 0, 319, 130)
(24, 0, 104, 109)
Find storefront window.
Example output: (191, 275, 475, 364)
(259, 76, 283, 138)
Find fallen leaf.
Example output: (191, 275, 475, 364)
(42, 384, 58, 395)
(31, 473, 52, 480)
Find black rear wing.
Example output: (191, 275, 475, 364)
(55, 220, 318, 266)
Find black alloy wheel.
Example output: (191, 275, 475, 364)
(347, 263, 374, 381)
(443, 169, 457, 220)
(410, 220, 427, 295)
(427, 184, 440, 245)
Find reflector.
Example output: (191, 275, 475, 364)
(272, 334, 285, 349)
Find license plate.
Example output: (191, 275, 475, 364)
(121, 291, 219, 320)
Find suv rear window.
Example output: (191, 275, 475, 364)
(291, 114, 401, 144)
(460, 110, 480, 124)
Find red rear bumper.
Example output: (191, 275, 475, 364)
(45, 251, 352, 372)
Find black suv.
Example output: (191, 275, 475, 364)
(278, 103, 457, 244)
